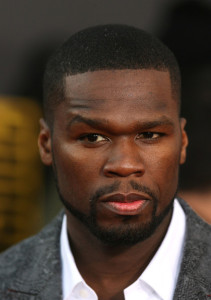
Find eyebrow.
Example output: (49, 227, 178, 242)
(66, 115, 108, 129)
(137, 118, 174, 130)
(66, 115, 174, 131)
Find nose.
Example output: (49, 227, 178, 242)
(103, 138, 145, 178)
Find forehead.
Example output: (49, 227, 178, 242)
(62, 69, 178, 120)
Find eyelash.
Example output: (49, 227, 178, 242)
(136, 132, 164, 140)
(79, 133, 109, 143)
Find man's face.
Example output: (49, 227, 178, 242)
(39, 69, 188, 245)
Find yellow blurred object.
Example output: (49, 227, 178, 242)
(0, 96, 44, 251)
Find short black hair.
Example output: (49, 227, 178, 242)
(43, 24, 181, 125)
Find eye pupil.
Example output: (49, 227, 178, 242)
(146, 132, 153, 138)
(87, 134, 98, 142)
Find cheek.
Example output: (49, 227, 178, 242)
(148, 139, 181, 172)
(146, 147, 180, 196)
(53, 145, 102, 200)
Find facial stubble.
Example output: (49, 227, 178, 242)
(52, 157, 175, 246)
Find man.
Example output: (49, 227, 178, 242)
(0, 24, 210, 300)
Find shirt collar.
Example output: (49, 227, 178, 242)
(60, 214, 85, 299)
(139, 199, 186, 300)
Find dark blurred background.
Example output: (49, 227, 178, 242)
(0, 0, 210, 251)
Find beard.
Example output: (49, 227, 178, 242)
(55, 173, 175, 246)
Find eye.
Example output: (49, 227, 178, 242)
(136, 132, 163, 140)
(79, 133, 109, 144)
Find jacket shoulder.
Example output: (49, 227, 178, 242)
(0, 212, 63, 294)
(174, 199, 211, 299)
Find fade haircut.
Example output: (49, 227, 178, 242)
(43, 24, 181, 125)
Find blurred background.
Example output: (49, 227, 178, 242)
(0, 0, 210, 251)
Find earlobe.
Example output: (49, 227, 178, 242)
(38, 118, 53, 166)
(179, 118, 188, 165)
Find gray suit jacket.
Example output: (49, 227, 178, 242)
(0, 199, 210, 300)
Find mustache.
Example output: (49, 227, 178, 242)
(90, 180, 158, 204)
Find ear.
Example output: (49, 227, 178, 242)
(179, 118, 188, 165)
(38, 118, 53, 166)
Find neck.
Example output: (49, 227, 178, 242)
(65, 209, 172, 294)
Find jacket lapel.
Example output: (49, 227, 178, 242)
(173, 199, 211, 300)
(4, 212, 64, 300)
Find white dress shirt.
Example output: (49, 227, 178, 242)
(60, 199, 186, 300)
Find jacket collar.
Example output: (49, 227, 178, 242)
(173, 199, 211, 299)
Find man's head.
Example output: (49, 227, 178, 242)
(39, 25, 188, 246)
(43, 24, 181, 126)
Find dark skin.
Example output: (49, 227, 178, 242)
(38, 69, 188, 300)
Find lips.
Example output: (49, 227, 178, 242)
(100, 193, 150, 215)
(101, 193, 148, 203)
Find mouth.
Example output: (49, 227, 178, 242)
(100, 193, 150, 215)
